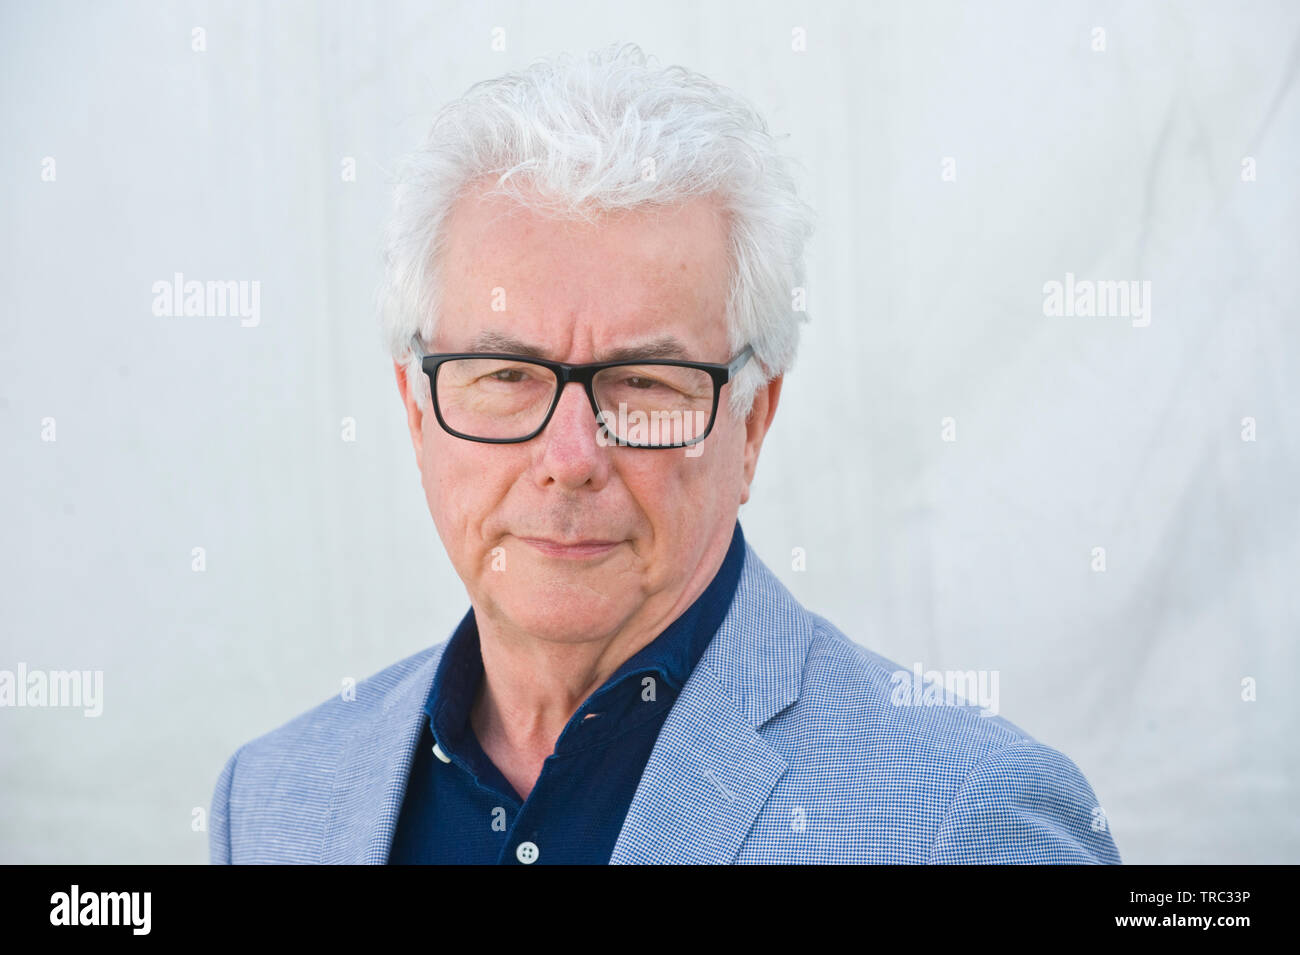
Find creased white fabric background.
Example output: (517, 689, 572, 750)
(1, 0, 1296, 863)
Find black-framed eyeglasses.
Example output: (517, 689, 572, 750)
(420, 345, 754, 448)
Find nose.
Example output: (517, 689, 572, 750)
(533, 379, 609, 490)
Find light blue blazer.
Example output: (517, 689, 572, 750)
(210, 539, 1121, 864)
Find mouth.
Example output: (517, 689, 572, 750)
(518, 537, 623, 560)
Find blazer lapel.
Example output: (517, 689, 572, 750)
(609, 541, 814, 864)
(320, 648, 443, 864)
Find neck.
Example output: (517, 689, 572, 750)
(468, 530, 734, 762)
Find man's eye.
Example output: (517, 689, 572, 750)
(487, 369, 527, 383)
(624, 376, 661, 390)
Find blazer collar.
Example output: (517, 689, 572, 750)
(321, 538, 812, 864)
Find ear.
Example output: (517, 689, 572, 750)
(739, 373, 782, 506)
(394, 359, 426, 464)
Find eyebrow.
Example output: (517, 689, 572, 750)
(463, 331, 692, 362)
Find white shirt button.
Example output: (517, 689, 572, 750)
(431, 741, 451, 763)
(515, 841, 540, 864)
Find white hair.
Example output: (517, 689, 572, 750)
(376, 41, 816, 421)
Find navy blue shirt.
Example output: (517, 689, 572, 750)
(388, 519, 746, 864)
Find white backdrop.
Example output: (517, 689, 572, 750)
(2, 0, 1296, 864)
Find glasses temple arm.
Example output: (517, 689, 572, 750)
(727, 344, 755, 377)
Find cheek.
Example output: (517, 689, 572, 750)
(422, 435, 480, 537)
(621, 444, 730, 529)
(423, 433, 519, 543)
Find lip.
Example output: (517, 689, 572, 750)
(519, 537, 622, 560)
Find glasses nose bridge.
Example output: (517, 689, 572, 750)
(547, 362, 603, 430)
(554, 361, 599, 388)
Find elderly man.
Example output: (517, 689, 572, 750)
(210, 43, 1120, 865)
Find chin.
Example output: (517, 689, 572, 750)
(494, 584, 624, 643)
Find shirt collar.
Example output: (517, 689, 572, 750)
(424, 519, 747, 751)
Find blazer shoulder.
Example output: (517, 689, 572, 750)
(748, 607, 1119, 862)
(232, 640, 446, 761)
(209, 640, 446, 814)
(208, 638, 449, 863)
(791, 610, 1036, 757)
